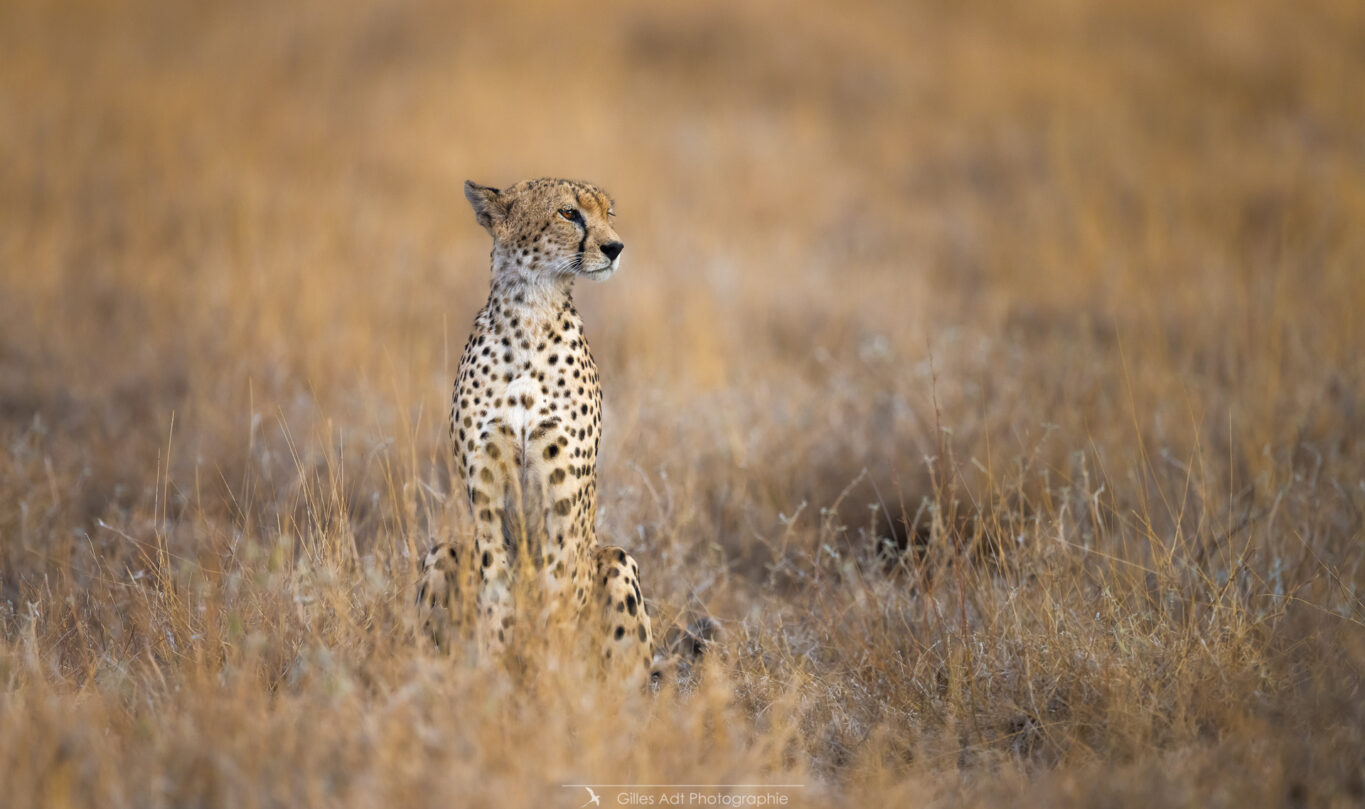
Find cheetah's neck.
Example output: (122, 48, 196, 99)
(485, 252, 580, 326)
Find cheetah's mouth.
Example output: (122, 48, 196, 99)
(577, 259, 618, 279)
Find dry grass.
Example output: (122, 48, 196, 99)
(3, 0, 1364, 806)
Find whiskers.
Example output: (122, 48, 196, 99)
(541, 254, 584, 275)
(540, 252, 612, 277)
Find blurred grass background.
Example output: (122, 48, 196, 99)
(2, 0, 1364, 806)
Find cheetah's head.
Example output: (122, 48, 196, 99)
(465, 178, 624, 283)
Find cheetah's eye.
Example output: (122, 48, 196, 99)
(558, 208, 579, 222)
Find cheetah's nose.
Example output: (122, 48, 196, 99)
(600, 241, 624, 261)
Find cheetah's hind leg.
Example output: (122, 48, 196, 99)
(594, 545, 653, 689)
(416, 542, 467, 650)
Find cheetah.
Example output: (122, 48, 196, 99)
(417, 177, 653, 686)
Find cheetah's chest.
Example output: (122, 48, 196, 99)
(452, 305, 602, 476)
(499, 376, 543, 446)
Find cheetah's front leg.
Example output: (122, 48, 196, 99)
(594, 545, 654, 688)
(526, 424, 592, 626)
(468, 425, 518, 657)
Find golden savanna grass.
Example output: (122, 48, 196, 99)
(2, 0, 1363, 805)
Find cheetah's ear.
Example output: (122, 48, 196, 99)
(464, 181, 508, 234)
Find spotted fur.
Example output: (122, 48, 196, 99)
(418, 177, 653, 686)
